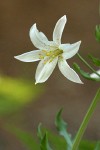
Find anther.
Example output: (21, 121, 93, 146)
(42, 50, 47, 54)
(39, 54, 44, 59)
(46, 52, 51, 56)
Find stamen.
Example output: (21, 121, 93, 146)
(39, 55, 44, 59)
(40, 49, 63, 63)
(52, 55, 55, 58)
(46, 52, 51, 56)
(44, 58, 49, 64)
(42, 50, 47, 54)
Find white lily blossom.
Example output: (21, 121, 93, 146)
(90, 70, 100, 79)
(14, 15, 83, 84)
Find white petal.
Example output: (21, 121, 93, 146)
(90, 70, 100, 79)
(39, 32, 48, 41)
(59, 43, 71, 50)
(61, 41, 81, 59)
(29, 24, 57, 50)
(53, 15, 67, 45)
(35, 57, 58, 84)
(14, 50, 41, 62)
(58, 59, 83, 84)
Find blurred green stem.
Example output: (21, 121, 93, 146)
(71, 88, 100, 150)
(77, 53, 100, 77)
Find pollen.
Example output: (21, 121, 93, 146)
(46, 52, 51, 56)
(48, 49, 63, 63)
(39, 55, 44, 59)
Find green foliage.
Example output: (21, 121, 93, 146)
(88, 54, 100, 66)
(6, 113, 99, 150)
(46, 129, 66, 150)
(95, 142, 100, 150)
(73, 63, 100, 81)
(0, 75, 43, 115)
(40, 133, 52, 150)
(55, 108, 72, 149)
(6, 120, 99, 150)
(38, 124, 53, 150)
(37, 123, 43, 140)
(95, 25, 100, 42)
(3, 89, 100, 150)
(71, 88, 100, 150)
(38, 124, 67, 150)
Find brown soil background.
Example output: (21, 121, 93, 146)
(0, 0, 100, 149)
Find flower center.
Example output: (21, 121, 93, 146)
(39, 49, 63, 63)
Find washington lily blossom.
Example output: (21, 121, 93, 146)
(14, 15, 83, 84)
(90, 70, 100, 79)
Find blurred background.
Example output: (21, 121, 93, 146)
(0, 0, 100, 149)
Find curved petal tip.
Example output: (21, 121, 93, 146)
(62, 15, 67, 22)
(30, 23, 36, 32)
(78, 40, 81, 45)
(14, 55, 20, 60)
(75, 40, 82, 46)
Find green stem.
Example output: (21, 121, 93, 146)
(71, 88, 100, 150)
(77, 53, 100, 77)
(62, 132, 72, 150)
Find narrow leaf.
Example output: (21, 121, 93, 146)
(95, 25, 100, 42)
(73, 63, 100, 81)
(40, 133, 53, 150)
(55, 108, 72, 149)
(37, 123, 43, 140)
(46, 129, 66, 150)
(88, 54, 100, 66)
(37, 124, 52, 150)
(38, 126, 66, 150)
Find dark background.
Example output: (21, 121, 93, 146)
(0, 0, 100, 149)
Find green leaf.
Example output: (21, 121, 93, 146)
(38, 125, 66, 150)
(55, 108, 72, 149)
(46, 129, 66, 150)
(88, 54, 100, 66)
(37, 123, 43, 140)
(94, 142, 100, 150)
(5, 125, 39, 150)
(37, 124, 52, 150)
(40, 133, 53, 150)
(73, 63, 100, 81)
(95, 25, 100, 42)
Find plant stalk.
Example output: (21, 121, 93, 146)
(71, 88, 100, 150)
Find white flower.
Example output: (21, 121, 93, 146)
(90, 70, 100, 79)
(14, 15, 83, 84)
